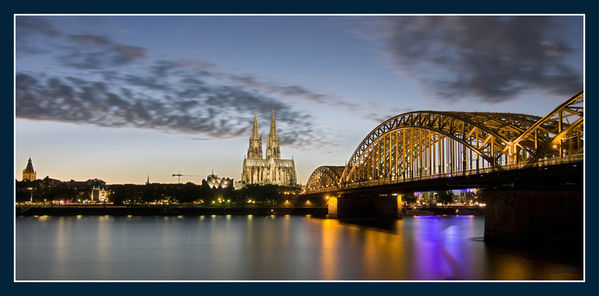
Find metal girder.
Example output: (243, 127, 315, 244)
(340, 111, 533, 183)
(305, 166, 345, 192)
(513, 90, 584, 164)
(303, 91, 584, 194)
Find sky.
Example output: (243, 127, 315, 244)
(15, 15, 584, 185)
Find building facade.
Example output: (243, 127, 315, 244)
(241, 110, 297, 187)
(22, 158, 36, 181)
(204, 171, 234, 189)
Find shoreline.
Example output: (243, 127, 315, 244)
(16, 205, 485, 217)
(16, 206, 328, 216)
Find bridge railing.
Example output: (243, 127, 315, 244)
(306, 154, 583, 193)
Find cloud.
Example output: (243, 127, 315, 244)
(15, 16, 381, 149)
(16, 17, 146, 68)
(16, 60, 332, 149)
(16, 17, 63, 54)
(226, 73, 361, 113)
(378, 16, 583, 102)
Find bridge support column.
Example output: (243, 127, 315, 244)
(331, 194, 399, 219)
(483, 189, 582, 243)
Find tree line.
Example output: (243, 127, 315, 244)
(16, 179, 304, 206)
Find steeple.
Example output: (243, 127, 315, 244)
(251, 109, 260, 140)
(22, 158, 36, 181)
(266, 109, 281, 159)
(247, 110, 263, 159)
(269, 109, 277, 138)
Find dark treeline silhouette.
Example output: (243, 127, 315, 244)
(110, 183, 301, 206)
(16, 177, 105, 203)
(16, 177, 310, 207)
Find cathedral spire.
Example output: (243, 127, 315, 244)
(247, 110, 263, 159)
(266, 109, 281, 160)
(251, 109, 260, 139)
(269, 109, 277, 138)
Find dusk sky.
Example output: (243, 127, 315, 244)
(15, 15, 583, 185)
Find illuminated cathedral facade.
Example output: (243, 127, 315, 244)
(241, 110, 297, 187)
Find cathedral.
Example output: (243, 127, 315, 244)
(241, 110, 297, 187)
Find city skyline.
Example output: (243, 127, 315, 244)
(15, 14, 583, 184)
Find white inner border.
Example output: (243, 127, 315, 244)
(13, 13, 586, 283)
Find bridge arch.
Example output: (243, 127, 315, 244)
(303, 91, 583, 193)
(305, 166, 345, 192)
(340, 111, 542, 184)
(512, 90, 584, 164)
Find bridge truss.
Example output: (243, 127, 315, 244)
(304, 91, 584, 194)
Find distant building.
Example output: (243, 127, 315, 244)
(22, 158, 36, 181)
(91, 186, 108, 202)
(66, 178, 108, 201)
(203, 172, 234, 189)
(240, 110, 297, 186)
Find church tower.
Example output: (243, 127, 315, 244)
(247, 110, 263, 159)
(22, 158, 36, 182)
(265, 110, 281, 160)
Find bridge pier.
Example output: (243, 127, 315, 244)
(329, 194, 400, 219)
(483, 189, 583, 243)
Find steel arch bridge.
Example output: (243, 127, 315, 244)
(304, 90, 583, 194)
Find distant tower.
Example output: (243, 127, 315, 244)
(22, 158, 36, 181)
(247, 110, 263, 159)
(146, 175, 150, 185)
(265, 109, 281, 160)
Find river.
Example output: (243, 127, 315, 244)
(16, 215, 582, 280)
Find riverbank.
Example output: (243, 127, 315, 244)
(402, 206, 485, 216)
(16, 205, 328, 216)
(16, 205, 485, 217)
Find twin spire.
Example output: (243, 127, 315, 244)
(247, 109, 280, 160)
(251, 110, 260, 140)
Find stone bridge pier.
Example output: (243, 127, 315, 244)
(483, 189, 583, 243)
(328, 193, 400, 219)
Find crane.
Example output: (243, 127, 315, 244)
(172, 173, 200, 184)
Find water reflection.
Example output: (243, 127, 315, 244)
(16, 215, 582, 280)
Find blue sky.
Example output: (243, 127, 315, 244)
(15, 15, 583, 184)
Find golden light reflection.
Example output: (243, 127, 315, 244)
(361, 222, 404, 279)
(492, 255, 532, 280)
(320, 219, 340, 279)
(54, 217, 68, 276)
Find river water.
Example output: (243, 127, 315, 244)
(16, 215, 582, 280)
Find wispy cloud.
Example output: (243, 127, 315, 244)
(225, 74, 361, 112)
(15, 16, 340, 149)
(377, 16, 582, 103)
(16, 64, 330, 148)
